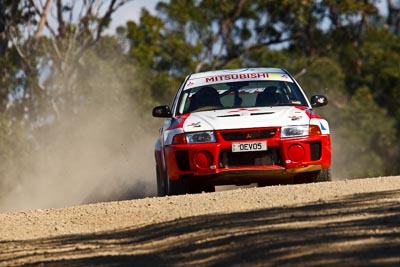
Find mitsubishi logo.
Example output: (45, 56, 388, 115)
(245, 132, 252, 139)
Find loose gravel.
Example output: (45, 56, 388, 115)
(1, 176, 399, 241)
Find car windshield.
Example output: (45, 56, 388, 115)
(176, 80, 308, 115)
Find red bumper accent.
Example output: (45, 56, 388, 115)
(164, 130, 331, 181)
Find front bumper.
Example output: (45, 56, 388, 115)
(164, 127, 331, 185)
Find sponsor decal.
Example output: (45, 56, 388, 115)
(184, 72, 293, 90)
(317, 97, 325, 104)
(205, 73, 269, 83)
(187, 121, 202, 128)
(289, 115, 302, 121)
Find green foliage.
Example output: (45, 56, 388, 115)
(245, 46, 291, 69)
(358, 28, 400, 122)
(124, 10, 165, 68)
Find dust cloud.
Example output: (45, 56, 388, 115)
(0, 68, 160, 213)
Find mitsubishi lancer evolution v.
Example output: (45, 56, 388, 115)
(152, 68, 331, 196)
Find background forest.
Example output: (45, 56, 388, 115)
(0, 0, 399, 210)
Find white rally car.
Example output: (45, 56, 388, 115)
(153, 68, 331, 196)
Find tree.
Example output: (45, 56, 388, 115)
(358, 28, 400, 124)
(0, 1, 139, 206)
(387, 0, 400, 35)
(3, 0, 132, 123)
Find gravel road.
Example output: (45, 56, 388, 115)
(1, 176, 400, 266)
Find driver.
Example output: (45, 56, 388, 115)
(189, 86, 223, 111)
(256, 86, 284, 106)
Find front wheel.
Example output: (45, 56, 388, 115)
(313, 168, 332, 182)
(189, 182, 215, 194)
(156, 166, 167, 197)
(167, 179, 189, 195)
(294, 168, 332, 184)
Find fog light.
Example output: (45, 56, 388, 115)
(194, 150, 213, 168)
(287, 144, 305, 162)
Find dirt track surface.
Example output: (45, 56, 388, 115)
(1, 176, 400, 266)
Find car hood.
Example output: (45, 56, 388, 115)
(182, 106, 311, 132)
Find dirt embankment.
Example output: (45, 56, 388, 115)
(1, 176, 400, 266)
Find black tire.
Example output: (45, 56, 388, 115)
(167, 179, 189, 195)
(158, 164, 189, 196)
(189, 182, 215, 194)
(203, 185, 215, 193)
(313, 168, 332, 182)
(294, 168, 332, 184)
(156, 166, 167, 197)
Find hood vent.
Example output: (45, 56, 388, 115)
(217, 114, 241, 117)
(250, 112, 275, 116)
(217, 112, 275, 118)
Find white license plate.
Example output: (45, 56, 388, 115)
(232, 141, 267, 152)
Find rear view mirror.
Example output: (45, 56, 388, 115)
(311, 95, 328, 108)
(152, 105, 172, 118)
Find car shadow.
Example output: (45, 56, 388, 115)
(1, 189, 400, 267)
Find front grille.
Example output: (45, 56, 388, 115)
(219, 147, 282, 168)
(219, 129, 276, 141)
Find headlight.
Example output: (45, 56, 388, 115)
(186, 131, 216, 143)
(172, 131, 216, 144)
(281, 125, 309, 138)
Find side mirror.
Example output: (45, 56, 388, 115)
(310, 95, 328, 108)
(152, 105, 172, 118)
